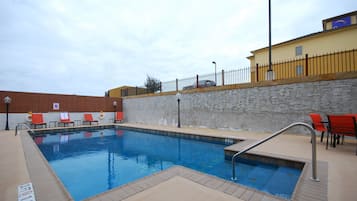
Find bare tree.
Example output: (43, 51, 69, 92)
(144, 75, 161, 93)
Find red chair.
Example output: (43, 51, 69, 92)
(31, 113, 47, 129)
(327, 115, 357, 155)
(83, 113, 99, 125)
(309, 113, 327, 142)
(341, 114, 357, 144)
(115, 112, 124, 123)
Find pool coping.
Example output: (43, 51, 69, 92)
(20, 130, 73, 201)
(21, 125, 328, 201)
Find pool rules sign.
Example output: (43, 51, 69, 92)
(18, 182, 36, 201)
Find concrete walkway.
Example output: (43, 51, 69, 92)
(0, 130, 30, 201)
(0, 123, 356, 201)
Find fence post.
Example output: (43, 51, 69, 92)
(196, 74, 199, 88)
(256, 63, 259, 82)
(176, 78, 178, 92)
(159, 82, 162, 93)
(222, 69, 225, 86)
(305, 54, 309, 76)
(135, 86, 138, 95)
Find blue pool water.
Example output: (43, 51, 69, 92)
(35, 128, 301, 200)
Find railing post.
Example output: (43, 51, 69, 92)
(196, 74, 199, 88)
(176, 78, 178, 92)
(310, 125, 318, 181)
(231, 122, 319, 182)
(305, 54, 309, 76)
(222, 69, 225, 86)
(15, 123, 35, 136)
(256, 63, 259, 82)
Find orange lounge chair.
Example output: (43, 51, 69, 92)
(58, 112, 74, 127)
(83, 113, 99, 125)
(115, 112, 124, 123)
(309, 113, 328, 142)
(31, 113, 47, 129)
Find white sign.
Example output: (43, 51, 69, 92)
(53, 103, 60, 110)
(18, 182, 36, 201)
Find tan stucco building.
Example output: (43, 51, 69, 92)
(248, 11, 357, 81)
(108, 86, 148, 98)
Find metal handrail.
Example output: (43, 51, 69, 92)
(15, 123, 35, 136)
(231, 122, 319, 182)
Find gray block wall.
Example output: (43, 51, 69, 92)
(123, 79, 357, 134)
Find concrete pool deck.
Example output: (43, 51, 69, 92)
(0, 123, 356, 201)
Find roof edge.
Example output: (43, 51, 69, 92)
(249, 24, 357, 54)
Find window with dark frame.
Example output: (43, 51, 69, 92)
(295, 46, 303, 56)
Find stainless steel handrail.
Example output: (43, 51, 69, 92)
(231, 122, 319, 182)
(15, 123, 35, 136)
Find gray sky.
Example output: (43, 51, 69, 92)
(1, 0, 356, 96)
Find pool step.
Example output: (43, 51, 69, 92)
(224, 139, 258, 153)
(262, 166, 301, 198)
(238, 165, 277, 189)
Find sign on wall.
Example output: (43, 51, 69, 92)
(332, 16, 351, 29)
(53, 102, 60, 110)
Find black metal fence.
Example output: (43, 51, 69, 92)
(121, 49, 356, 95)
(255, 49, 357, 82)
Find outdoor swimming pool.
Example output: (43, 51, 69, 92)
(34, 127, 302, 200)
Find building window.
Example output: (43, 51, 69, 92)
(296, 65, 304, 75)
(295, 46, 303, 56)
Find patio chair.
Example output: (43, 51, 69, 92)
(59, 112, 75, 127)
(31, 113, 47, 129)
(309, 113, 327, 142)
(339, 114, 357, 144)
(83, 113, 99, 125)
(114, 112, 124, 123)
(327, 115, 357, 155)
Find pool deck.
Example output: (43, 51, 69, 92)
(1, 123, 356, 201)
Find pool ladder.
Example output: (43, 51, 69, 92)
(231, 122, 319, 182)
(15, 123, 35, 136)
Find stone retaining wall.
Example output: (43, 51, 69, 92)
(123, 78, 357, 133)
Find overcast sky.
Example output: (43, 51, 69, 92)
(1, 0, 356, 96)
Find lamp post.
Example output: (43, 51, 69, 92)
(176, 93, 181, 128)
(267, 0, 273, 80)
(113, 101, 117, 123)
(212, 61, 217, 83)
(4, 96, 11, 130)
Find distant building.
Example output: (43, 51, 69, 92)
(108, 86, 148, 98)
(248, 11, 357, 82)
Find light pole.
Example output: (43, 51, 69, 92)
(4, 96, 11, 130)
(267, 0, 273, 80)
(113, 101, 117, 123)
(176, 93, 181, 128)
(212, 61, 217, 83)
